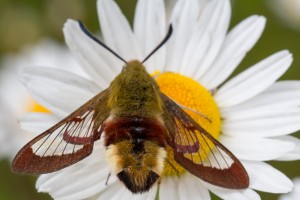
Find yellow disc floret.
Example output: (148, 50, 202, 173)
(27, 97, 50, 113)
(155, 72, 221, 176)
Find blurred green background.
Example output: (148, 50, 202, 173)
(0, 0, 299, 199)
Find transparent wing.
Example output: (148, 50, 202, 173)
(160, 93, 249, 189)
(12, 89, 110, 174)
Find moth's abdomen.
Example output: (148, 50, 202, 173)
(103, 116, 167, 194)
(103, 116, 166, 147)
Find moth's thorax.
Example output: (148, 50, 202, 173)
(108, 60, 163, 117)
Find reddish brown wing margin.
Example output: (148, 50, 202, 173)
(12, 89, 110, 174)
(160, 93, 249, 189)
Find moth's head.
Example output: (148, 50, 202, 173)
(121, 60, 146, 74)
(105, 140, 166, 194)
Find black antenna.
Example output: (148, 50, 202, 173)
(78, 20, 127, 64)
(142, 24, 173, 64)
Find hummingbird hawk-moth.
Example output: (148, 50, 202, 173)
(12, 21, 249, 194)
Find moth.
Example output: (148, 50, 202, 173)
(12, 21, 249, 194)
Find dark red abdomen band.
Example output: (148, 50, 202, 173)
(103, 116, 167, 147)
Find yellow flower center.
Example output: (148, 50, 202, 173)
(155, 72, 221, 176)
(26, 97, 50, 113)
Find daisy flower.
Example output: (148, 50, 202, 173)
(279, 178, 300, 200)
(0, 39, 84, 160)
(18, 0, 300, 199)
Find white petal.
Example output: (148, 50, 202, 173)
(133, 0, 166, 72)
(36, 143, 117, 200)
(97, 182, 155, 200)
(164, 0, 199, 72)
(178, 173, 210, 200)
(192, 0, 231, 80)
(244, 161, 293, 193)
(159, 176, 180, 200)
(220, 135, 295, 161)
(279, 177, 300, 200)
(264, 80, 300, 93)
(203, 181, 260, 200)
(63, 19, 121, 87)
(0, 103, 33, 159)
(145, 185, 158, 200)
(275, 136, 300, 161)
(95, 181, 122, 200)
(222, 107, 300, 121)
(201, 15, 266, 89)
(222, 112, 300, 137)
(164, 0, 177, 21)
(21, 67, 100, 117)
(124, 187, 157, 200)
(221, 82, 300, 124)
(179, 27, 210, 78)
(96, 181, 157, 200)
(20, 113, 59, 134)
(106, 187, 129, 200)
(215, 50, 293, 107)
(221, 81, 300, 113)
(97, 0, 141, 61)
